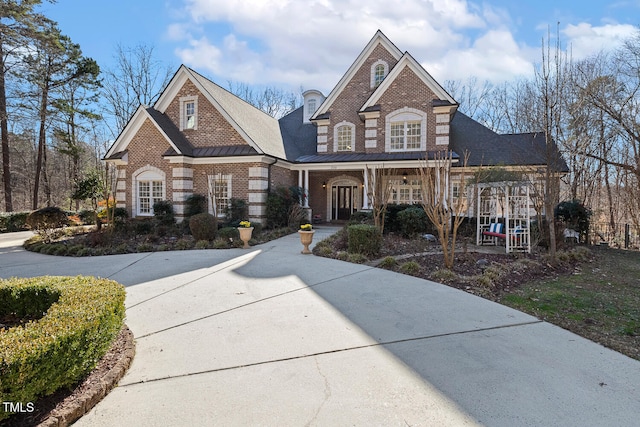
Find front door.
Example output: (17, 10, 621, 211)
(333, 185, 355, 220)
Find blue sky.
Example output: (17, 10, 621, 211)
(42, 0, 639, 95)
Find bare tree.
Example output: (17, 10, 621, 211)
(364, 165, 396, 233)
(419, 151, 470, 269)
(574, 32, 640, 230)
(227, 81, 301, 118)
(101, 44, 173, 137)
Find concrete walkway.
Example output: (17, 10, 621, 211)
(1, 228, 639, 426)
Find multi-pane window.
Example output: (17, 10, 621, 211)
(390, 121, 421, 150)
(307, 99, 317, 116)
(337, 125, 352, 151)
(390, 179, 422, 204)
(138, 180, 164, 215)
(209, 174, 232, 217)
(185, 102, 195, 129)
(374, 64, 385, 87)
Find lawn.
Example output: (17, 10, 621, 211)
(498, 247, 640, 361)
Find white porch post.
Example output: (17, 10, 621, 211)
(363, 167, 370, 209)
(298, 170, 303, 206)
(304, 169, 310, 208)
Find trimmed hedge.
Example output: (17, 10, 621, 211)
(347, 224, 382, 256)
(0, 276, 125, 421)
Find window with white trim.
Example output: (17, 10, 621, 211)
(370, 60, 388, 88)
(208, 174, 232, 217)
(180, 96, 198, 130)
(138, 180, 164, 215)
(389, 179, 422, 204)
(334, 122, 355, 152)
(386, 108, 427, 152)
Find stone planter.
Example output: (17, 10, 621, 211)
(238, 227, 254, 249)
(298, 230, 315, 254)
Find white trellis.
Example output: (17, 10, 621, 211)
(476, 182, 531, 253)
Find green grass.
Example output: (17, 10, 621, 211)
(499, 248, 640, 360)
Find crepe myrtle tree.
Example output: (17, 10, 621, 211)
(419, 151, 470, 269)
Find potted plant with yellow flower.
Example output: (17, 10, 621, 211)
(298, 223, 315, 254)
(238, 220, 253, 249)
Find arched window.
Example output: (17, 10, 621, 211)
(133, 166, 166, 217)
(335, 122, 355, 152)
(385, 108, 427, 152)
(370, 60, 388, 88)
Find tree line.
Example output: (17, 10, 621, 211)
(445, 27, 640, 234)
(0, 0, 301, 213)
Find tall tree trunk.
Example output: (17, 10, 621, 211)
(0, 43, 13, 212)
(33, 73, 50, 209)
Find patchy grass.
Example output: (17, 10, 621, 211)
(498, 247, 640, 360)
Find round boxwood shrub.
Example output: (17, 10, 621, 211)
(189, 213, 217, 241)
(0, 276, 125, 421)
(153, 200, 175, 225)
(397, 206, 431, 237)
(347, 224, 382, 257)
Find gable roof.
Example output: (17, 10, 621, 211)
(105, 105, 190, 160)
(360, 52, 456, 111)
(152, 65, 287, 159)
(311, 30, 403, 120)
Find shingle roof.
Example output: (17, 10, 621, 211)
(146, 107, 193, 156)
(449, 112, 569, 171)
(186, 68, 286, 159)
(278, 106, 317, 160)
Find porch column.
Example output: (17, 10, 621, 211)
(362, 167, 370, 210)
(304, 169, 310, 208)
(298, 170, 303, 206)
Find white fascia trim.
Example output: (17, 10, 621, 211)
(105, 106, 147, 158)
(166, 155, 280, 165)
(154, 66, 265, 155)
(311, 30, 402, 120)
(105, 106, 183, 158)
(183, 68, 265, 155)
(361, 53, 457, 111)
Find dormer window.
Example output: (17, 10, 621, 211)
(371, 60, 388, 88)
(180, 95, 198, 130)
(307, 99, 317, 116)
(302, 89, 325, 123)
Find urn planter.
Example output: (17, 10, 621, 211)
(298, 230, 315, 254)
(238, 227, 254, 249)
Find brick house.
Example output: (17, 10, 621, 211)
(105, 30, 564, 225)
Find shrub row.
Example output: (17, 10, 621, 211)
(0, 276, 125, 421)
(0, 212, 30, 233)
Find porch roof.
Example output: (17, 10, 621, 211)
(295, 150, 459, 164)
(163, 145, 260, 157)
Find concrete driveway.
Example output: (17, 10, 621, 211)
(1, 228, 639, 426)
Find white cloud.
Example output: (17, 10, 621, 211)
(562, 22, 637, 59)
(169, 0, 639, 92)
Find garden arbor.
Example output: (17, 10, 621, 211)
(476, 181, 532, 253)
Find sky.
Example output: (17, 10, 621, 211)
(41, 0, 639, 96)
